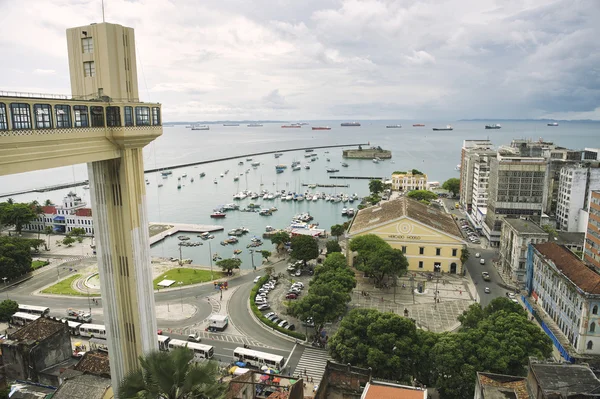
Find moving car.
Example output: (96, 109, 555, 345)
(480, 258, 485, 265)
(484, 287, 491, 294)
(482, 272, 491, 281)
(187, 333, 201, 342)
(253, 276, 261, 283)
(475, 253, 480, 258)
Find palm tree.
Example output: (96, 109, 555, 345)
(119, 347, 226, 399)
(44, 226, 54, 250)
(44, 199, 53, 206)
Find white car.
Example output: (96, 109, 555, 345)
(253, 276, 261, 283)
(480, 258, 485, 265)
(484, 287, 491, 294)
(475, 252, 480, 258)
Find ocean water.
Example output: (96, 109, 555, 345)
(1, 120, 598, 268)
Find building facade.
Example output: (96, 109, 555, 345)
(556, 165, 600, 232)
(526, 242, 600, 355)
(25, 192, 94, 235)
(390, 171, 427, 191)
(483, 153, 548, 247)
(347, 197, 466, 274)
(499, 219, 548, 283)
(459, 140, 494, 213)
(584, 190, 600, 270)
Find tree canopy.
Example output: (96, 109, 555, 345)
(442, 178, 460, 196)
(326, 240, 342, 254)
(0, 201, 38, 234)
(0, 299, 19, 322)
(290, 235, 319, 267)
(406, 190, 438, 202)
(119, 347, 226, 399)
(330, 224, 345, 241)
(328, 298, 553, 398)
(269, 231, 290, 250)
(0, 236, 34, 279)
(259, 250, 271, 261)
(216, 257, 242, 274)
(368, 180, 384, 195)
(349, 235, 407, 286)
(411, 169, 424, 175)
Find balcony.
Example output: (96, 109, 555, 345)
(0, 92, 163, 175)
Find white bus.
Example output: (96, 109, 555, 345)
(18, 304, 50, 316)
(168, 339, 214, 360)
(66, 320, 83, 335)
(78, 323, 107, 339)
(158, 335, 171, 351)
(233, 347, 284, 370)
(11, 312, 40, 326)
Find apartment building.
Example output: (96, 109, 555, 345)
(527, 242, 600, 355)
(499, 218, 548, 283)
(584, 190, 600, 270)
(459, 140, 494, 213)
(556, 165, 600, 232)
(483, 153, 548, 247)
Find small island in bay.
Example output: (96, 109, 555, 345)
(343, 145, 392, 159)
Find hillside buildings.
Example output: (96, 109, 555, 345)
(499, 219, 548, 282)
(347, 197, 466, 274)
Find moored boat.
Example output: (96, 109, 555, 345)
(210, 212, 226, 218)
(386, 124, 402, 128)
(547, 122, 559, 126)
(413, 123, 425, 127)
(282, 125, 301, 128)
(341, 122, 361, 127)
(432, 125, 453, 131)
(312, 126, 331, 130)
(247, 123, 263, 127)
(192, 124, 210, 130)
(485, 124, 501, 129)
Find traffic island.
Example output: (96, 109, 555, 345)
(41, 274, 100, 297)
(153, 267, 225, 290)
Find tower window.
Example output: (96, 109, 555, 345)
(152, 107, 161, 126)
(55, 105, 71, 128)
(135, 106, 150, 126)
(124, 106, 134, 126)
(83, 61, 95, 77)
(10, 103, 32, 129)
(82, 37, 94, 53)
(90, 106, 105, 127)
(73, 105, 89, 128)
(34, 104, 52, 129)
(106, 106, 121, 127)
(0, 103, 7, 130)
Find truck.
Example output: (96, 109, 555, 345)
(66, 308, 92, 323)
(207, 315, 229, 332)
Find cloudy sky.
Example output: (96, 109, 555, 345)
(0, 0, 598, 121)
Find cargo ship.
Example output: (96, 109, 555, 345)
(413, 124, 425, 127)
(547, 122, 559, 126)
(247, 123, 263, 127)
(341, 122, 361, 127)
(386, 124, 402, 128)
(223, 123, 239, 126)
(312, 126, 331, 130)
(432, 125, 453, 131)
(282, 125, 301, 128)
(485, 124, 501, 129)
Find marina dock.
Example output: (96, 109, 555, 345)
(329, 176, 386, 180)
(149, 222, 224, 246)
(301, 183, 349, 188)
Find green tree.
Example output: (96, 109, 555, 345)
(119, 347, 226, 399)
(260, 250, 271, 262)
(460, 247, 470, 265)
(43, 199, 53, 206)
(290, 235, 319, 268)
(406, 190, 438, 202)
(411, 169, 424, 175)
(392, 171, 407, 175)
(349, 234, 388, 254)
(312, 267, 356, 293)
(270, 231, 290, 252)
(0, 236, 34, 279)
(44, 226, 53, 249)
(542, 224, 558, 238)
(442, 178, 460, 197)
(330, 224, 345, 241)
(361, 247, 408, 287)
(289, 283, 350, 337)
(62, 236, 76, 247)
(457, 303, 485, 330)
(28, 238, 45, 252)
(328, 308, 420, 382)
(326, 240, 342, 254)
(69, 227, 87, 237)
(0, 299, 19, 322)
(216, 258, 242, 274)
(320, 252, 347, 269)
(1, 202, 38, 234)
(368, 179, 384, 195)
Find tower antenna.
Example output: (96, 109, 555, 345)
(102, 0, 105, 22)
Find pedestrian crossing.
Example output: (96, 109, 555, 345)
(185, 329, 272, 348)
(293, 347, 330, 384)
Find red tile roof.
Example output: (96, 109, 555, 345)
(42, 206, 57, 214)
(75, 208, 92, 217)
(363, 384, 425, 399)
(534, 242, 600, 294)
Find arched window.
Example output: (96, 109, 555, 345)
(591, 322, 596, 333)
(594, 305, 598, 315)
(588, 341, 594, 350)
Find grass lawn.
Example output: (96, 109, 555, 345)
(41, 274, 100, 296)
(31, 260, 49, 270)
(153, 268, 224, 289)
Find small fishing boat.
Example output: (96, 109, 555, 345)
(210, 212, 226, 218)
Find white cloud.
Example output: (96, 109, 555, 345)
(0, 0, 598, 120)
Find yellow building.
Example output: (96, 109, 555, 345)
(347, 197, 467, 274)
(391, 171, 428, 191)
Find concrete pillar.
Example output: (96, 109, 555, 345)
(87, 147, 157, 393)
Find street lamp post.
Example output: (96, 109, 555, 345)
(2, 277, 8, 300)
(249, 249, 256, 271)
(208, 241, 213, 280)
(178, 281, 183, 311)
(86, 286, 92, 316)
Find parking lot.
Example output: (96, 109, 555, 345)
(458, 217, 481, 244)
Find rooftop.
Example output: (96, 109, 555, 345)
(503, 219, 548, 235)
(10, 317, 66, 342)
(531, 362, 600, 396)
(53, 373, 111, 399)
(555, 231, 585, 246)
(477, 372, 529, 399)
(348, 196, 462, 239)
(74, 350, 110, 377)
(361, 381, 426, 399)
(74, 208, 92, 217)
(534, 242, 600, 294)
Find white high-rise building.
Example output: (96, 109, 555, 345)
(556, 166, 600, 232)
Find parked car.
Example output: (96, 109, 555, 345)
(302, 317, 315, 327)
(271, 317, 281, 324)
(267, 314, 279, 322)
(278, 320, 289, 328)
(293, 282, 304, 288)
(284, 324, 296, 331)
(475, 252, 480, 258)
(506, 292, 516, 299)
(253, 276, 261, 283)
(480, 258, 485, 265)
(265, 312, 275, 318)
(257, 304, 270, 310)
(286, 293, 298, 299)
(295, 269, 302, 277)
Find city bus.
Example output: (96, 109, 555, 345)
(168, 339, 214, 360)
(158, 335, 171, 351)
(18, 304, 50, 316)
(11, 312, 40, 326)
(66, 320, 83, 335)
(78, 323, 107, 339)
(233, 347, 284, 370)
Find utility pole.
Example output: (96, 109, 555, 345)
(2, 277, 8, 300)
(179, 244, 183, 266)
(208, 241, 213, 280)
(178, 282, 183, 311)
(410, 275, 415, 304)
(250, 249, 256, 271)
(86, 286, 92, 316)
